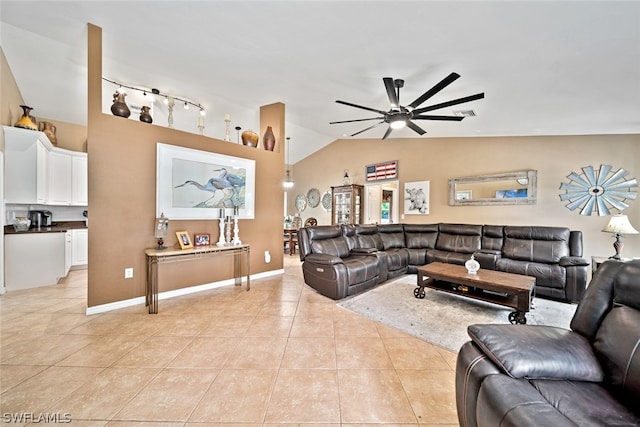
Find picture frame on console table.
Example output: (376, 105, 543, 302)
(156, 142, 256, 220)
(176, 231, 193, 249)
(194, 233, 211, 247)
(404, 180, 430, 215)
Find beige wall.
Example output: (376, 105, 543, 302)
(1, 48, 87, 152)
(84, 25, 285, 308)
(1, 48, 25, 128)
(291, 135, 640, 266)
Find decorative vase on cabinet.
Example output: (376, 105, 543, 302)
(38, 121, 57, 145)
(14, 105, 38, 131)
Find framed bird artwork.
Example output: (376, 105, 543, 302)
(156, 143, 256, 219)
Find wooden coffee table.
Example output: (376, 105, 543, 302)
(416, 262, 535, 324)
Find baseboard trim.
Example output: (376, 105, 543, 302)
(85, 268, 284, 315)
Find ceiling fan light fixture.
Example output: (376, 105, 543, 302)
(390, 118, 407, 129)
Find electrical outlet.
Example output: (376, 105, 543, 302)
(124, 268, 134, 279)
(264, 250, 271, 263)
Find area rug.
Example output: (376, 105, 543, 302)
(337, 275, 577, 352)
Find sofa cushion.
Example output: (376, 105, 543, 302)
(381, 248, 409, 271)
(435, 223, 482, 254)
(427, 249, 474, 266)
(495, 258, 566, 290)
(530, 378, 640, 426)
(354, 224, 384, 250)
(467, 324, 603, 381)
(378, 224, 406, 250)
(311, 237, 350, 258)
(482, 225, 504, 252)
(404, 223, 439, 249)
(342, 256, 379, 284)
(502, 226, 570, 264)
(592, 266, 640, 404)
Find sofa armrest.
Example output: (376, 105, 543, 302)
(351, 247, 378, 255)
(473, 250, 502, 270)
(304, 253, 344, 265)
(477, 249, 502, 256)
(559, 256, 590, 267)
(467, 324, 603, 381)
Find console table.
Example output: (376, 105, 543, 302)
(144, 244, 250, 314)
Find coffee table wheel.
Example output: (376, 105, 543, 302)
(414, 287, 426, 299)
(509, 311, 527, 325)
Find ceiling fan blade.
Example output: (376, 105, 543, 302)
(413, 93, 485, 114)
(336, 100, 387, 115)
(412, 115, 464, 121)
(383, 77, 399, 107)
(406, 121, 427, 135)
(351, 121, 385, 137)
(408, 72, 460, 109)
(330, 117, 385, 124)
(382, 126, 393, 140)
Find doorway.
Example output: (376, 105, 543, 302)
(364, 181, 399, 224)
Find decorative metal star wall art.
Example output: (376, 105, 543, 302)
(559, 165, 637, 216)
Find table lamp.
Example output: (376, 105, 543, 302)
(602, 213, 638, 259)
(155, 213, 169, 250)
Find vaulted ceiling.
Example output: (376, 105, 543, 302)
(2, 1, 639, 163)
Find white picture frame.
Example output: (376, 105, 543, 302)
(404, 180, 430, 215)
(156, 142, 255, 219)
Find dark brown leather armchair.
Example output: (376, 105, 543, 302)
(297, 225, 382, 300)
(456, 259, 640, 427)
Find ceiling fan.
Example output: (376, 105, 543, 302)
(330, 72, 484, 139)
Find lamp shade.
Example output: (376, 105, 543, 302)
(602, 214, 639, 235)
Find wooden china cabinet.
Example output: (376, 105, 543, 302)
(331, 184, 364, 225)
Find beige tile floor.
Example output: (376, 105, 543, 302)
(0, 254, 459, 426)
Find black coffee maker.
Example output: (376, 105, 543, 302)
(28, 210, 45, 228)
(28, 210, 53, 228)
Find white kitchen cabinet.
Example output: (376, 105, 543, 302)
(3, 126, 88, 207)
(36, 141, 50, 204)
(5, 232, 66, 291)
(65, 230, 73, 275)
(71, 228, 88, 266)
(4, 127, 51, 204)
(71, 154, 88, 205)
(49, 150, 72, 205)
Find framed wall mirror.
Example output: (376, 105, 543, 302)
(448, 170, 538, 206)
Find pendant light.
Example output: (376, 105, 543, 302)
(283, 136, 295, 188)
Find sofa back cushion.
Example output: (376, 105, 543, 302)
(502, 226, 570, 264)
(354, 224, 383, 250)
(378, 224, 406, 250)
(404, 223, 439, 249)
(435, 223, 482, 254)
(306, 225, 350, 258)
(482, 225, 504, 251)
(341, 224, 359, 251)
(592, 261, 640, 404)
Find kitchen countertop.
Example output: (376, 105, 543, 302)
(4, 221, 88, 235)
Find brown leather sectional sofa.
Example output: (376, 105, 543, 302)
(297, 223, 589, 303)
(455, 260, 640, 426)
